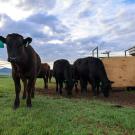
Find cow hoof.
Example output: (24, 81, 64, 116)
(103, 93, 109, 98)
(67, 94, 72, 98)
(27, 102, 32, 108)
(44, 88, 48, 91)
(75, 90, 79, 94)
(82, 92, 87, 97)
(44, 86, 48, 90)
(67, 92, 72, 97)
(56, 92, 59, 96)
(27, 104, 32, 108)
(13, 104, 19, 110)
(22, 95, 26, 99)
(27, 99, 32, 107)
(60, 91, 62, 95)
(104, 95, 109, 98)
(13, 106, 19, 110)
(14, 100, 20, 109)
(93, 94, 97, 97)
(31, 93, 35, 98)
(31, 95, 34, 98)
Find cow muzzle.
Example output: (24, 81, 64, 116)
(8, 57, 17, 63)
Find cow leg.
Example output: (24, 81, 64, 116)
(43, 76, 48, 89)
(26, 79, 35, 107)
(96, 80, 100, 96)
(22, 79, 27, 99)
(90, 79, 97, 96)
(46, 75, 48, 89)
(80, 78, 87, 96)
(96, 84, 99, 96)
(56, 78, 59, 93)
(75, 81, 79, 93)
(59, 80, 63, 95)
(64, 82, 72, 96)
(49, 77, 51, 83)
(13, 76, 21, 109)
(43, 76, 46, 89)
(31, 86, 35, 98)
(67, 87, 72, 96)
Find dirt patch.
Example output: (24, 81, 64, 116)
(36, 87, 135, 108)
(98, 90, 135, 108)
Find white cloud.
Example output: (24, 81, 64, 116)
(42, 26, 54, 36)
(0, 20, 3, 28)
(47, 40, 64, 44)
(0, 0, 33, 21)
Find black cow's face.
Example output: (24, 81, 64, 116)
(102, 83, 110, 97)
(102, 80, 113, 97)
(68, 80, 75, 90)
(65, 80, 74, 95)
(0, 33, 32, 64)
(6, 34, 24, 63)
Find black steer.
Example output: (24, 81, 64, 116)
(37, 63, 50, 89)
(73, 57, 112, 97)
(53, 59, 74, 96)
(0, 33, 41, 109)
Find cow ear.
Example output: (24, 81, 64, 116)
(0, 36, 6, 43)
(23, 37, 32, 47)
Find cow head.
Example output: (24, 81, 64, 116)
(65, 80, 74, 95)
(0, 33, 32, 64)
(101, 80, 114, 97)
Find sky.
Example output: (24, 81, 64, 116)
(0, 0, 135, 68)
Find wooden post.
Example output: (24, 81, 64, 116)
(102, 51, 111, 58)
(92, 47, 99, 58)
(125, 50, 128, 56)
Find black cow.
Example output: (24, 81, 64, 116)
(37, 63, 50, 89)
(73, 57, 112, 97)
(0, 33, 41, 109)
(53, 59, 74, 96)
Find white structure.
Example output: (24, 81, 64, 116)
(128, 46, 135, 56)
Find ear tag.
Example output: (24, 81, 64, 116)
(0, 41, 4, 48)
(25, 42, 29, 47)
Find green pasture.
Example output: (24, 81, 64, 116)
(0, 76, 135, 135)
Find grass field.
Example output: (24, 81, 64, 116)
(0, 76, 135, 135)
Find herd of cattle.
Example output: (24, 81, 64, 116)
(0, 33, 113, 109)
